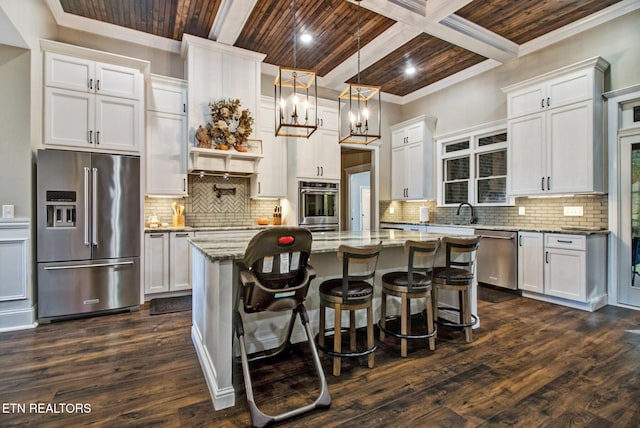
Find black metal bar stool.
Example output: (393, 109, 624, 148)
(317, 242, 383, 376)
(378, 239, 440, 356)
(234, 227, 331, 427)
(433, 236, 481, 343)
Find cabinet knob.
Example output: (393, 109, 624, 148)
(89, 130, 93, 144)
(541, 98, 544, 108)
(547, 97, 550, 108)
(547, 176, 551, 191)
(96, 131, 100, 145)
(89, 78, 93, 91)
(545, 251, 549, 263)
(541, 177, 545, 191)
(96, 79, 100, 91)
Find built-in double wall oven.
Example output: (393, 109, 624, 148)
(298, 181, 339, 231)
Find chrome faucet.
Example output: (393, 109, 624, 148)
(456, 202, 477, 224)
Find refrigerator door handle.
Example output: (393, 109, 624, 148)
(83, 167, 91, 246)
(92, 167, 98, 246)
(43, 261, 135, 270)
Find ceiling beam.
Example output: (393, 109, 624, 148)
(209, 0, 259, 45)
(352, 0, 517, 63)
(424, 0, 474, 22)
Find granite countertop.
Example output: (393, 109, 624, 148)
(148, 222, 610, 236)
(380, 221, 610, 235)
(189, 229, 456, 262)
(144, 225, 272, 233)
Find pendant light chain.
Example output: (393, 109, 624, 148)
(338, 0, 381, 144)
(357, 0, 361, 85)
(292, 0, 297, 68)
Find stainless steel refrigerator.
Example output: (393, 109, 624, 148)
(36, 149, 140, 322)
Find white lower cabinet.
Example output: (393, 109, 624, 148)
(517, 232, 544, 294)
(169, 232, 193, 291)
(517, 232, 607, 311)
(144, 231, 193, 295)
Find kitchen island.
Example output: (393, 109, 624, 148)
(189, 229, 475, 410)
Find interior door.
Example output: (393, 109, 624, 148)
(619, 133, 640, 307)
(360, 187, 371, 231)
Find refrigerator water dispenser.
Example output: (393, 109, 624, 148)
(46, 191, 76, 228)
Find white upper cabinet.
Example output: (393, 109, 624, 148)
(507, 68, 595, 119)
(390, 115, 436, 200)
(41, 42, 147, 154)
(288, 100, 340, 181)
(45, 52, 141, 100)
(181, 34, 265, 170)
(251, 96, 287, 198)
(147, 75, 187, 115)
(316, 105, 338, 131)
(504, 57, 609, 196)
(392, 120, 425, 148)
(146, 75, 188, 196)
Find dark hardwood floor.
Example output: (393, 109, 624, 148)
(1, 287, 640, 427)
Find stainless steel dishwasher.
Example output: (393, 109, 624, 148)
(473, 229, 518, 290)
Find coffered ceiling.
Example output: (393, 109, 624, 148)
(48, 0, 638, 103)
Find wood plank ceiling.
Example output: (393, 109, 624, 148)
(55, 0, 627, 99)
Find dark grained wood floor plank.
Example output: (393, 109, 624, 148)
(1, 288, 640, 427)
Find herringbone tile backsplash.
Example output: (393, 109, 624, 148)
(144, 175, 277, 227)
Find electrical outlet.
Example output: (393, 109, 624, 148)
(389, 207, 395, 214)
(563, 206, 583, 216)
(2, 205, 14, 218)
(518, 206, 525, 215)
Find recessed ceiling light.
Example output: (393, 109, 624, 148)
(405, 66, 416, 75)
(300, 33, 312, 43)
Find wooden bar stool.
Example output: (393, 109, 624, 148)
(317, 242, 382, 376)
(433, 236, 481, 343)
(378, 239, 440, 356)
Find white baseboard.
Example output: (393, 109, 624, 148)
(521, 291, 608, 312)
(0, 306, 38, 332)
(191, 324, 235, 410)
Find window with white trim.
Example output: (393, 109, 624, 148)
(437, 123, 510, 207)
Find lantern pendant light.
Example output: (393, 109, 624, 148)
(274, 0, 318, 138)
(339, 0, 381, 145)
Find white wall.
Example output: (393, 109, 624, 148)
(402, 8, 640, 136)
(57, 27, 184, 78)
(0, 45, 30, 217)
(0, 0, 58, 218)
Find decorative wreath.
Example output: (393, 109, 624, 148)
(207, 98, 254, 152)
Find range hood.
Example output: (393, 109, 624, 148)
(188, 146, 263, 177)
